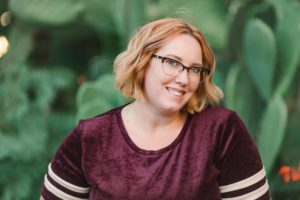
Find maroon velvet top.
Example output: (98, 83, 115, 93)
(41, 105, 270, 200)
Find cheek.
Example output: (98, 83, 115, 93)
(146, 66, 173, 86)
(189, 83, 200, 93)
(143, 68, 163, 94)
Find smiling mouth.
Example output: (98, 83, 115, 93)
(166, 87, 185, 97)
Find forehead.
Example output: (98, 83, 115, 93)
(155, 34, 203, 64)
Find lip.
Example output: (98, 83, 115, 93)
(166, 87, 186, 97)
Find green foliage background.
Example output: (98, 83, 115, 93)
(0, 0, 300, 199)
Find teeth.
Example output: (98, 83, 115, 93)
(167, 87, 184, 96)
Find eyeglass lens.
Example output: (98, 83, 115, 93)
(161, 57, 209, 83)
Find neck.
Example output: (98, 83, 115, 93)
(125, 101, 187, 130)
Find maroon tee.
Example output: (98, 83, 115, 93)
(41, 105, 270, 200)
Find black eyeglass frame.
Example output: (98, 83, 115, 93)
(152, 54, 211, 83)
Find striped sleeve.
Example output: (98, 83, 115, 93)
(41, 121, 90, 199)
(216, 113, 270, 200)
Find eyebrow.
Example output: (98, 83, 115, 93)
(165, 54, 203, 67)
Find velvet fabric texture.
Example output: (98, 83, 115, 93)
(41, 105, 270, 200)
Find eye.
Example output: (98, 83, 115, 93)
(164, 58, 180, 67)
(190, 67, 201, 74)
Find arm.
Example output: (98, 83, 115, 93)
(40, 121, 90, 200)
(216, 113, 270, 200)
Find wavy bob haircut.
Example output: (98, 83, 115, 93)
(114, 18, 223, 113)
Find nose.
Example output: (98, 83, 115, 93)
(175, 69, 189, 85)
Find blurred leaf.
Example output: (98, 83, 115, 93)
(243, 18, 276, 100)
(270, 173, 300, 200)
(47, 111, 76, 155)
(0, 159, 47, 199)
(225, 62, 264, 137)
(274, 1, 300, 96)
(83, 0, 117, 33)
(266, 0, 292, 20)
(94, 74, 126, 106)
(212, 69, 225, 92)
(76, 82, 104, 107)
(279, 110, 300, 165)
(76, 74, 126, 120)
(1, 174, 32, 200)
(0, 112, 47, 161)
(0, 21, 76, 200)
(159, 0, 229, 50)
(114, 0, 146, 46)
(0, 65, 29, 121)
(82, 0, 121, 55)
(77, 98, 112, 120)
(9, 0, 84, 26)
(0, 25, 34, 121)
(29, 67, 75, 111)
(0, 24, 33, 68)
(227, 1, 250, 59)
(224, 63, 240, 109)
(88, 55, 114, 80)
(77, 74, 124, 108)
(257, 95, 287, 175)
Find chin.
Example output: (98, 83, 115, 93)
(160, 102, 186, 114)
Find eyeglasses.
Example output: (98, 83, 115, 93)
(152, 55, 210, 84)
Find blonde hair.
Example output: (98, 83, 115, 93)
(114, 18, 223, 113)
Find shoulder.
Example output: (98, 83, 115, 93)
(74, 105, 125, 140)
(193, 105, 241, 126)
(197, 105, 249, 138)
(80, 106, 122, 128)
(190, 105, 252, 153)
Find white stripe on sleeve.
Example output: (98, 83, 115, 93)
(219, 167, 266, 193)
(48, 163, 90, 193)
(221, 180, 269, 200)
(44, 175, 88, 200)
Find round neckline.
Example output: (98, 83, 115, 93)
(116, 105, 192, 155)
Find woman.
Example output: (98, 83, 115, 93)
(40, 18, 270, 199)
